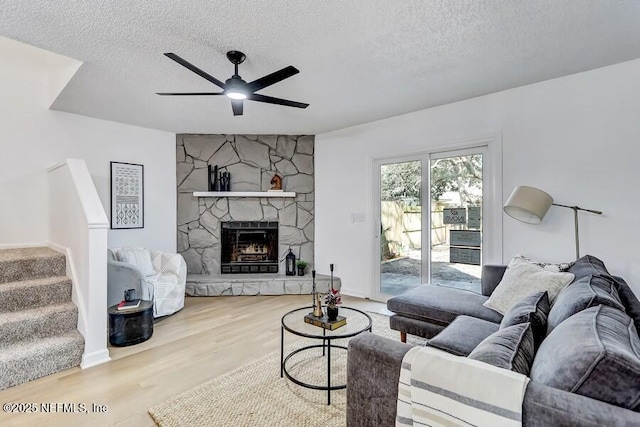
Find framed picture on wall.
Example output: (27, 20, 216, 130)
(110, 162, 144, 229)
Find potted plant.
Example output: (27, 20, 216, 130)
(296, 260, 308, 276)
(324, 288, 342, 321)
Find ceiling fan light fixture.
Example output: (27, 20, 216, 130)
(225, 90, 247, 100)
(224, 76, 248, 100)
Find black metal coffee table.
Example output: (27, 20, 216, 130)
(280, 306, 372, 405)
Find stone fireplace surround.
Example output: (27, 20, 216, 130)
(176, 134, 324, 295)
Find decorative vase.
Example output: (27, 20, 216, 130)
(327, 305, 338, 321)
(208, 165, 220, 191)
(297, 266, 305, 276)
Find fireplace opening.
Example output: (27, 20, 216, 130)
(221, 221, 278, 274)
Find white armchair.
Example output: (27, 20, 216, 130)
(107, 247, 186, 317)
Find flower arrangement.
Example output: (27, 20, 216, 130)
(324, 288, 342, 307)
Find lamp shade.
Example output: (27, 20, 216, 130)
(503, 186, 553, 224)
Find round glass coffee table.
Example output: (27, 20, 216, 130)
(280, 306, 372, 405)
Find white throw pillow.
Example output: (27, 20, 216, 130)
(515, 254, 574, 272)
(119, 248, 155, 277)
(483, 257, 574, 315)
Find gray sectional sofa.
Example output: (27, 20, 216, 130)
(346, 255, 640, 426)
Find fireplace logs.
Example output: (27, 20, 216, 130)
(221, 221, 279, 274)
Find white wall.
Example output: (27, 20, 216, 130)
(316, 59, 640, 298)
(0, 39, 176, 252)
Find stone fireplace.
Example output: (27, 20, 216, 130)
(221, 221, 279, 273)
(176, 134, 314, 276)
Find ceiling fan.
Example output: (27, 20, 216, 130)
(157, 51, 309, 116)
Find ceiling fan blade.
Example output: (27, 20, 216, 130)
(156, 92, 224, 96)
(164, 53, 226, 89)
(231, 99, 244, 116)
(246, 66, 299, 92)
(247, 93, 309, 109)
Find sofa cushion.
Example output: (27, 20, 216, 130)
(387, 284, 503, 327)
(547, 274, 625, 333)
(567, 254, 611, 281)
(500, 291, 550, 349)
(389, 314, 446, 339)
(616, 277, 640, 338)
(481, 265, 508, 296)
(483, 257, 574, 315)
(468, 322, 535, 376)
(427, 315, 500, 356)
(568, 255, 640, 334)
(531, 305, 640, 411)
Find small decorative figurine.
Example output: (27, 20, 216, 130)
(270, 174, 283, 191)
(313, 292, 324, 318)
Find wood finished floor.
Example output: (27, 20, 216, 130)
(0, 295, 391, 427)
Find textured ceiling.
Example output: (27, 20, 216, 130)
(1, 1, 640, 134)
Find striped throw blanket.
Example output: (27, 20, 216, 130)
(397, 346, 530, 427)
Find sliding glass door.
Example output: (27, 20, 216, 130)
(378, 159, 422, 296)
(429, 150, 483, 293)
(375, 146, 488, 300)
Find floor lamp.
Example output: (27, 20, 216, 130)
(503, 186, 603, 260)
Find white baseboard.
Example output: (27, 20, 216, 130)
(0, 241, 49, 249)
(46, 241, 68, 256)
(81, 349, 111, 369)
(340, 287, 370, 299)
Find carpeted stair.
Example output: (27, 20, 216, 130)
(0, 247, 84, 390)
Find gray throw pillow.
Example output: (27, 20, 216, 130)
(500, 291, 550, 349)
(531, 305, 640, 411)
(547, 274, 625, 333)
(468, 323, 535, 376)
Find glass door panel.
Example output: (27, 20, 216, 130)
(379, 160, 422, 296)
(374, 146, 489, 301)
(429, 153, 483, 292)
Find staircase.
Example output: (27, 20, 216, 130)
(0, 247, 84, 390)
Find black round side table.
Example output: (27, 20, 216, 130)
(108, 300, 154, 346)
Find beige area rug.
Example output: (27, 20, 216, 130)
(149, 312, 425, 427)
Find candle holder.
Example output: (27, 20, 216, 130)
(330, 263, 334, 291)
(311, 270, 316, 307)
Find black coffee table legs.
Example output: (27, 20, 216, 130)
(281, 327, 347, 405)
(326, 339, 331, 404)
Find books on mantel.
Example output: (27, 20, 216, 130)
(117, 299, 141, 311)
(304, 313, 347, 330)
